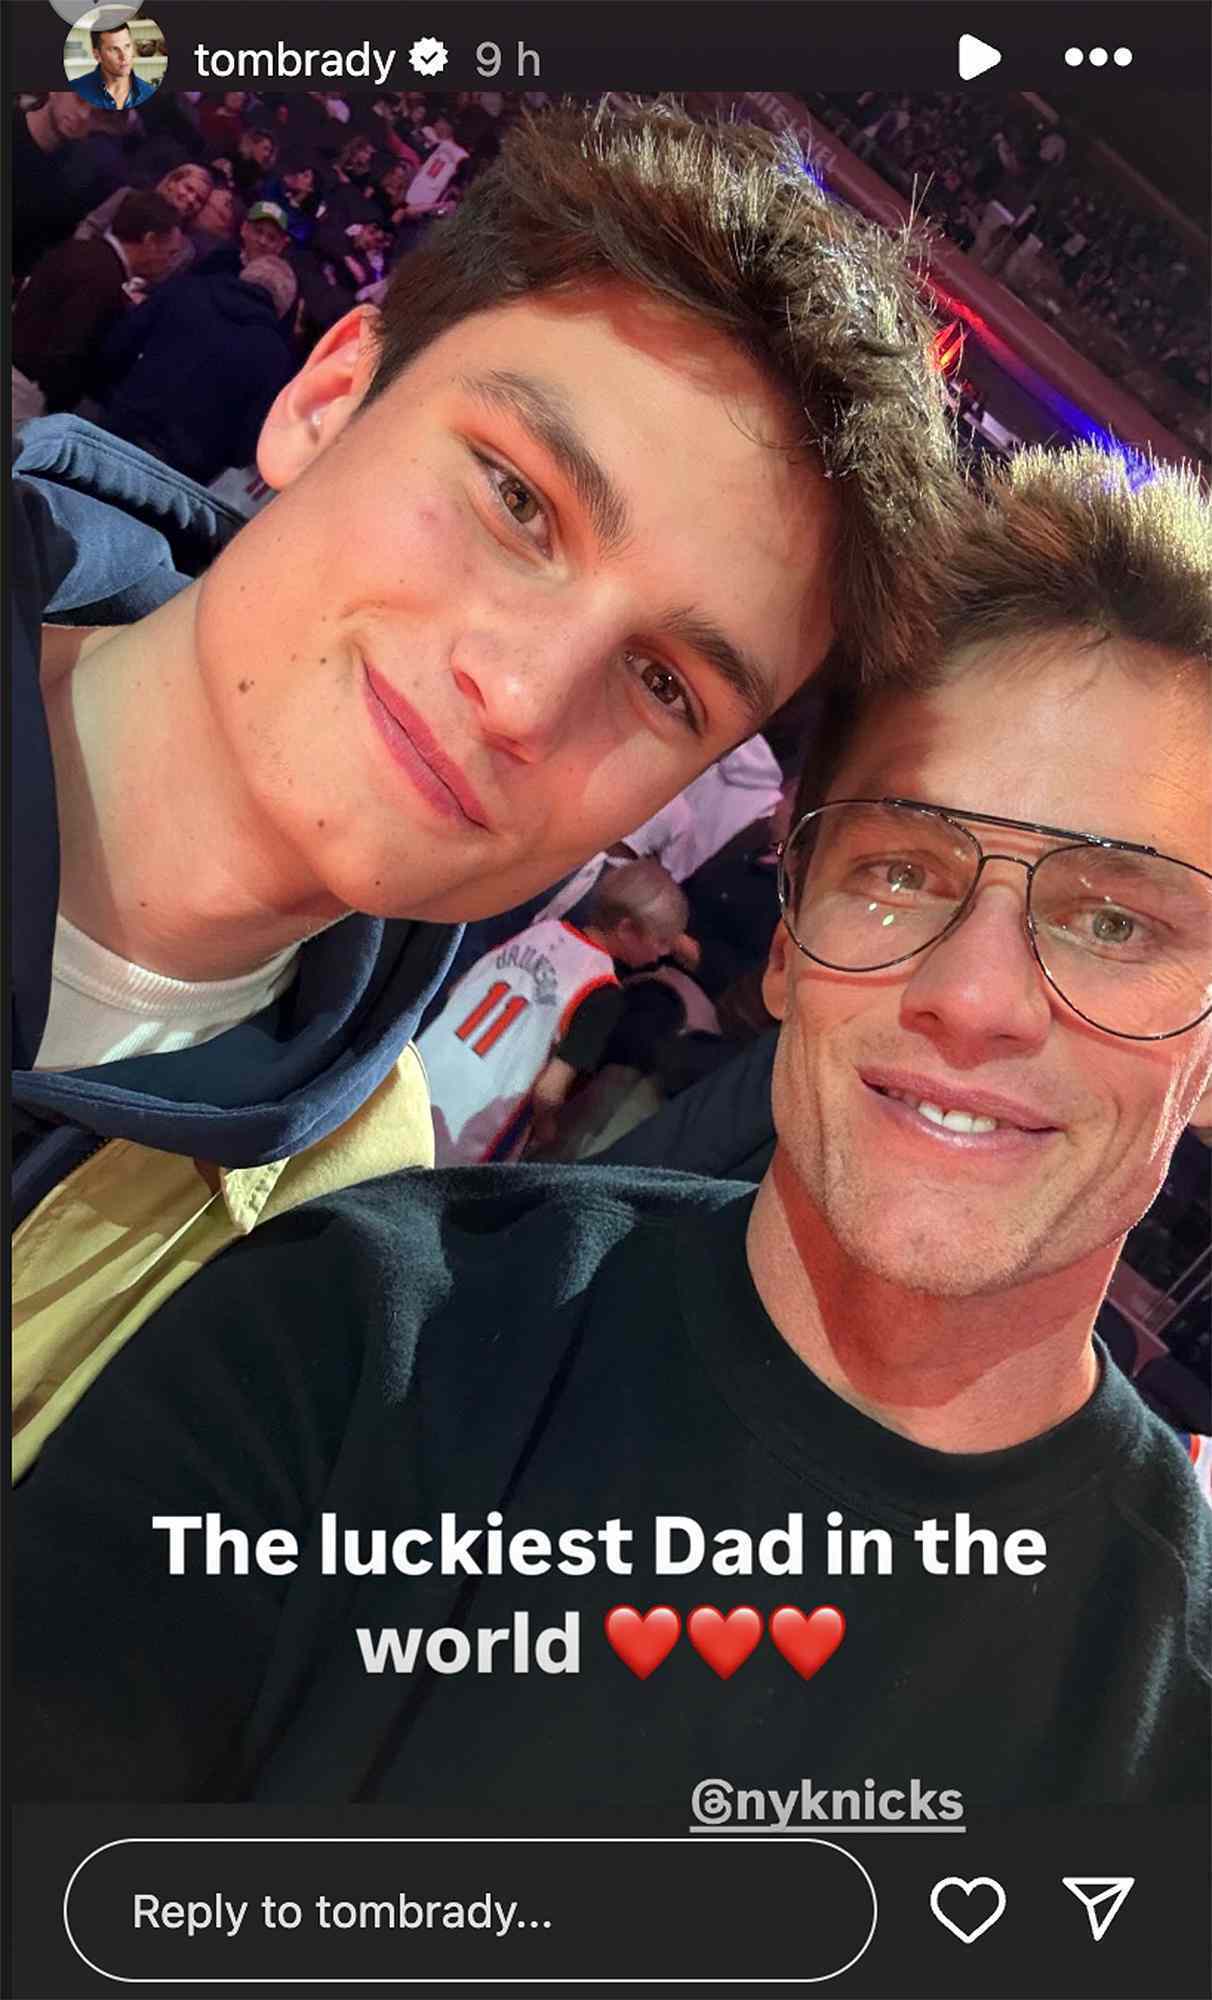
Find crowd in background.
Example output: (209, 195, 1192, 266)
(811, 90, 1210, 453)
(10, 85, 1209, 1430)
(11, 85, 555, 484)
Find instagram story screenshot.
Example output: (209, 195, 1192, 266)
(4, 2, 1211, 1996)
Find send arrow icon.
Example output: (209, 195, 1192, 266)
(1062, 1878, 1135, 1941)
(958, 34, 1002, 81)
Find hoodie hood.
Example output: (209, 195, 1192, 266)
(12, 418, 458, 1172)
(205, 271, 291, 329)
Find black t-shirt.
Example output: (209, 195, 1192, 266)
(13, 1168, 1210, 1818)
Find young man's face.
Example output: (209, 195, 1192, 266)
(95, 30, 133, 80)
(194, 287, 835, 923)
(764, 640, 1212, 1298)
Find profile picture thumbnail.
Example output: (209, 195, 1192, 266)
(64, 7, 167, 113)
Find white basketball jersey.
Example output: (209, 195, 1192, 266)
(418, 920, 617, 1166)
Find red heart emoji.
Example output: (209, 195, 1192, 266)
(687, 1606, 764, 1680)
(604, 1605, 681, 1680)
(769, 1605, 845, 1681)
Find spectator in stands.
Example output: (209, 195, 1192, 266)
(75, 162, 213, 282)
(261, 152, 323, 247)
(215, 126, 278, 200)
(398, 93, 436, 156)
(366, 94, 424, 167)
(418, 861, 690, 1163)
(615, 737, 787, 887)
(197, 91, 248, 154)
(12, 92, 95, 280)
(12, 190, 182, 413)
(404, 118, 470, 214)
(97, 256, 298, 485)
(338, 219, 394, 299)
(377, 162, 416, 229)
(239, 200, 291, 264)
(428, 739, 786, 1013)
(71, 22, 157, 115)
(188, 180, 242, 262)
(316, 134, 382, 234)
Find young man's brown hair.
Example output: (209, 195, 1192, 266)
(792, 443, 1212, 832)
(364, 101, 960, 690)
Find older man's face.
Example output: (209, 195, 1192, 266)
(764, 641, 1212, 1299)
(95, 29, 133, 80)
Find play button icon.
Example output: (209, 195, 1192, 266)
(958, 33, 1002, 80)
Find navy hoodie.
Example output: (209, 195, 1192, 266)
(97, 272, 298, 486)
(11, 417, 459, 1226)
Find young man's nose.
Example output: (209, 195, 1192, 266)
(899, 874, 1053, 1063)
(450, 616, 615, 763)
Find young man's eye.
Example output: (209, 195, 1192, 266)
(478, 458, 551, 550)
(626, 651, 701, 736)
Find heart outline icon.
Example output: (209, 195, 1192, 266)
(768, 1604, 845, 1681)
(686, 1605, 764, 1679)
(604, 1604, 681, 1679)
(929, 1877, 1007, 1944)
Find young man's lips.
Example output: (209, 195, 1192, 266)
(859, 1068, 1061, 1135)
(362, 661, 491, 828)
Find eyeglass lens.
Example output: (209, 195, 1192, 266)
(780, 802, 1212, 1038)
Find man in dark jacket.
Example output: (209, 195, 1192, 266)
(11, 91, 97, 280)
(12, 189, 182, 412)
(96, 257, 298, 483)
(11, 105, 957, 1470)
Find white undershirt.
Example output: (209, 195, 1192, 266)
(33, 914, 300, 1071)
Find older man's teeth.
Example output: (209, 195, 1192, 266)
(915, 1099, 999, 1134)
(878, 1086, 1005, 1133)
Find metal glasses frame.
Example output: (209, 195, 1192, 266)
(776, 796, 1212, 1043)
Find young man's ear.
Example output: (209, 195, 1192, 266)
(762, 917, 793, 1023)
(256, 305, 382, 489)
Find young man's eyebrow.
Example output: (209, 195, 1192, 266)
(459, 369, 631, 553)
(461, 371, 779, 727)
(661, 609, 776, 731)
